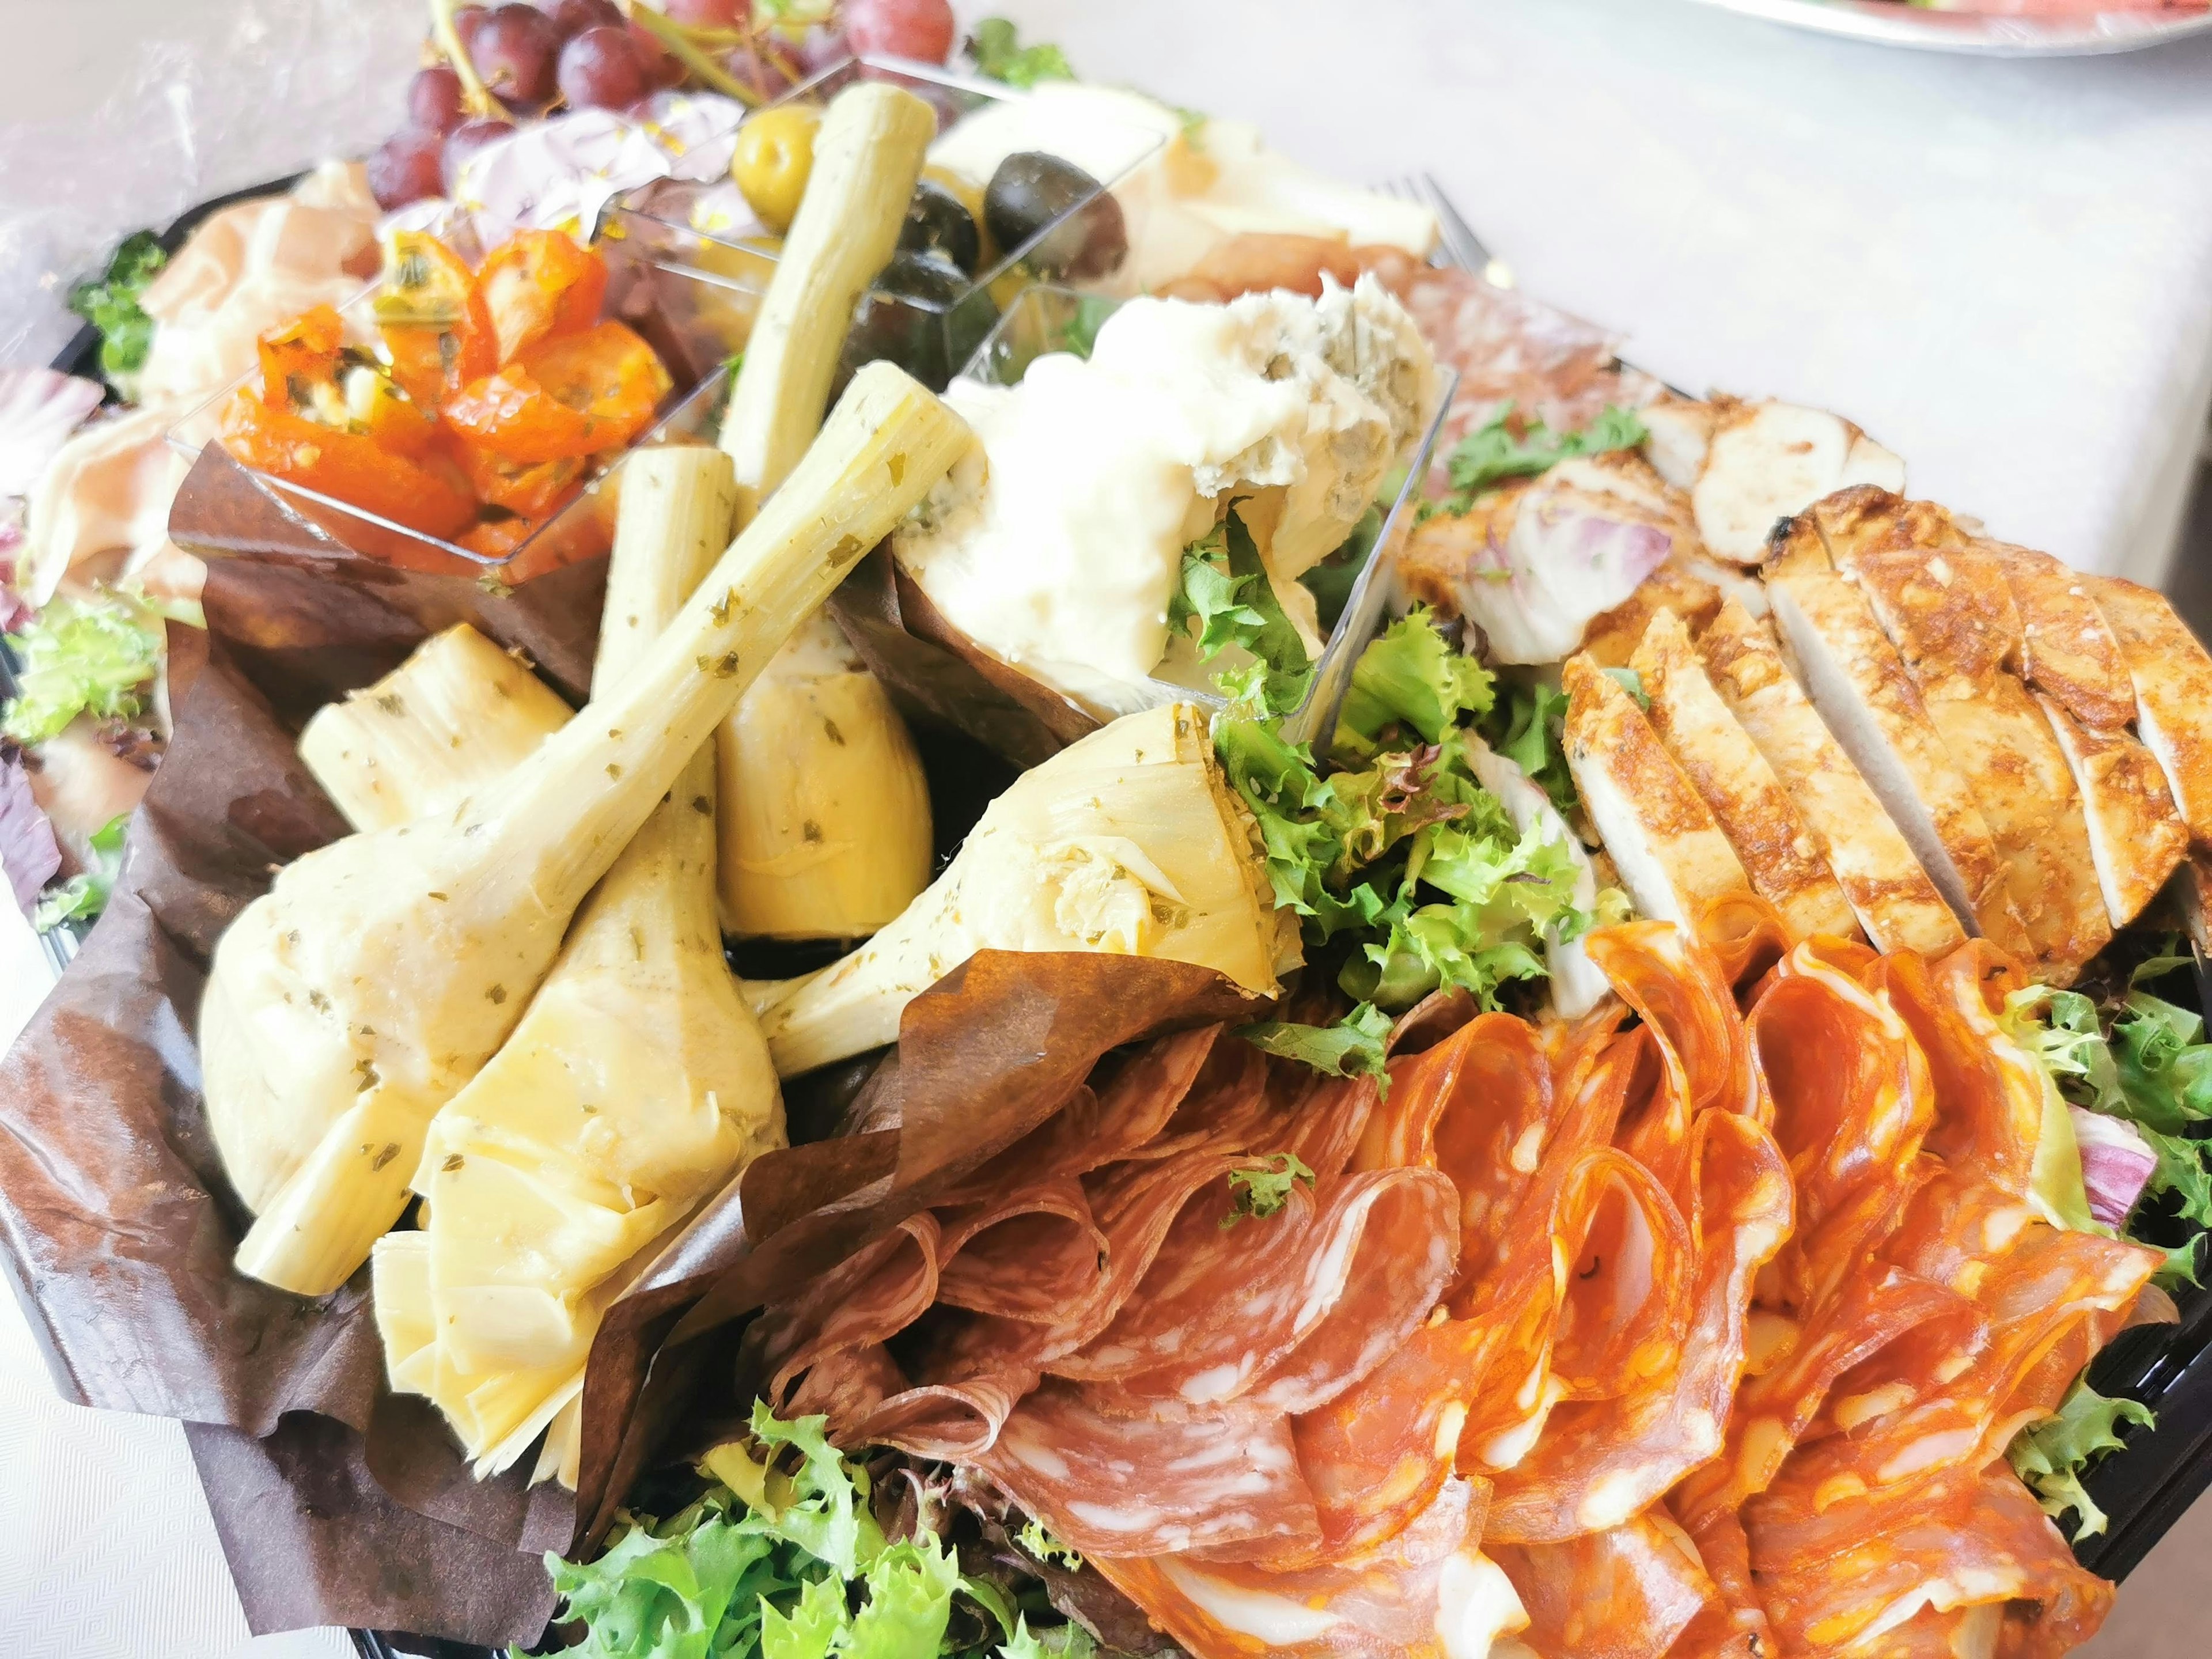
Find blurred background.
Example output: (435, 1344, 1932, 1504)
(2, 1, 2210, 1654)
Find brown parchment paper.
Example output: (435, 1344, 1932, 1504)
(828, 547, 1100, 770)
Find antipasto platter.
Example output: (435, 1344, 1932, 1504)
(5, 5, 2212, 1658)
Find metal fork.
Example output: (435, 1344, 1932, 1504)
(1377, 172, 1515, 290)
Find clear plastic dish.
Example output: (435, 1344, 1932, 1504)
(164, 238, 738, 584)
(607, 54, 1165, 392)
(953, 284, 1460, 749)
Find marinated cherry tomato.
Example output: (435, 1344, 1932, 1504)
(256, 305, 347, 411)
(732, 104, 820, 235)
(472, 229, 608, 363)
(221, 391, 477, 540)
(442, 321, 669, 463)
(348, 365, 440, 456)
(377, 230, 497, 406)
(457, 512, 543, 562)
(449, 437, 587, 517)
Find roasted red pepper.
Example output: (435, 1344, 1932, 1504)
(377, 231, 497, 407)
(473, 230, 609, 363)
(221, 391, 476, 540)
(441, 322, 670, 464)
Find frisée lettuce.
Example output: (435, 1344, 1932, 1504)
(544, 1404, 1094, 1659)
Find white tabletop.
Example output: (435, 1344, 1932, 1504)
(5, 1, 2212, 1653)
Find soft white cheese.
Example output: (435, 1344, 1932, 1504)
(892, 277, 1440, 715)
(926, 82, 1437, 293)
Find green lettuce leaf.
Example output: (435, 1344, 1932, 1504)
(999, 1618, 1097, 1659)
(68, 229, 167, 385)
(964, 18, 1075, 89)
(1171, 512, 1312, 717)
(1479, 681, 1575, 820)
(2006, 1377, 2155, 1540)
(1237, 1001, 1392, 1090)
(843, 1532, 962, 1658)
(3, 591, 164, 745)
(758, 1574, 847, 1659)
(1425, 403, 1649, 521)
(1332, 604, 1494, 762)
(1015, 1519, 1083, 1572)
(1222, 1152, 1316, 1228)
(32, 812, 127, 933)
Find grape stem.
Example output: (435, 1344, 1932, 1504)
(628, 5, 766, 108)
(427, 0, 499, 119)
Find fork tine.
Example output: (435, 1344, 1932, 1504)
(1416, 172, 1513, 290)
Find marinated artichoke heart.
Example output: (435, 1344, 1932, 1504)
(891, 274, 1441, 718)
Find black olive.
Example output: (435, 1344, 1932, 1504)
(983, 151, 1128, 281)
(838, 249, 994, 392)
(899, 178, 982, 277)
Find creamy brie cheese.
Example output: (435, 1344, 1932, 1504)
(892, 277, 1440, 715)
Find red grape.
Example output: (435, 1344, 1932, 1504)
(662, 0, 748, 24)
(544, 0, 624, 35)
(794, 25, 852, 77)
(367, 127, 446, 210)
(558, 25, 649, 111)
(469, 3, 561, 109)
(453, 5, 491, 50)
(407, 64, 466, 135)
(627, 18, 683, 88)
(843, 0, 955, 64)
(442, 117, 516, 192)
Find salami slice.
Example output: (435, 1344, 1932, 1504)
(1866, 945, 2044, 1198)
(1585, 920, 1756, 1124)
(1091, 1476, 1529, 1659)
(1748, 942, 1935, 1314)
(1747, 1469, 2114, 1658)
(1664, 1502, 1771, 1659)
(1493, 1512, 1714, 1659)
(1487, 1111, 1791, 1543)
(976, 1381, 1323, 1559)
(933, 1177, 1108, 1323)
(747, 1213, 943, 1407)
(1669, 1266, 1968, 1532)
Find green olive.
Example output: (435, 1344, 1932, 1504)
(730, 105, 820, 236)
(983, 152, 1127, 281)
(899, 178, 983, 277)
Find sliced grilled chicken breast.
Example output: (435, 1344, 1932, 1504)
(1690, 399, 1907, 566)
(1991, 544, 2187, 926)
(1763, 512, 2029, 958)
(1699, 598, 1964, 957)
(1631, 606, 1858, 942)
(1812, 491, 2107, 979)
(1461, 732, 1613, 1018)
(1561, 652, 1749, 929)
(1581, 556, 1724, 668)
(2088, 575, 2212, 850)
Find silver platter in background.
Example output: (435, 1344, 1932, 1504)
(1685, 0, 2212, 56)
